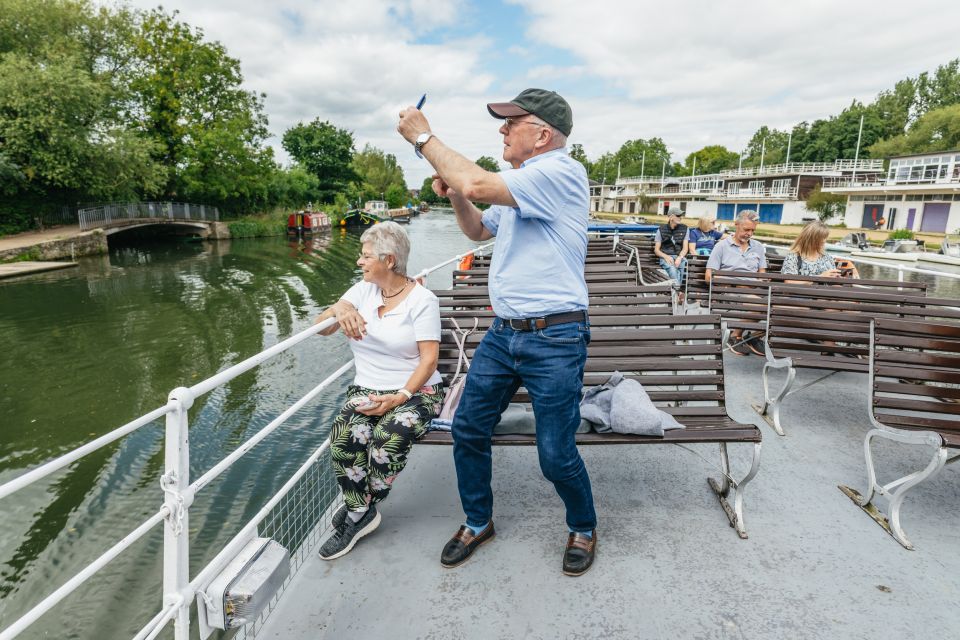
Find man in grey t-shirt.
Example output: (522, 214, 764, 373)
(705, 210, 767, 355)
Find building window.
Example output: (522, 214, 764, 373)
(772, 179, 791, 195)
(748, 180, 764, 193)
(728, 183, 740, 195)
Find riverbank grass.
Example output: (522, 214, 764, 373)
(226, 211, 290, 238)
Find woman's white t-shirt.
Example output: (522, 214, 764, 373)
(340, 280, 442, 390)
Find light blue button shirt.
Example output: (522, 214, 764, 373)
(480, 148, 589, 318)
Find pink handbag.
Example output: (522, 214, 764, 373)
(437, 317, 478, 421)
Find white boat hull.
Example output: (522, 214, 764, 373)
(918, 253, 960, 267)
(850, 250, 919, 262)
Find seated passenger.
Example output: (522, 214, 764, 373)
(705, 210, 767, 356)
(654, 207, 689, 286)
(687, 215, 726, 256)
(782, 220, 860, 279)
(314, 221, 444, 559)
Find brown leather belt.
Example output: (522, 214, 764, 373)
(501, 310, 587, 332)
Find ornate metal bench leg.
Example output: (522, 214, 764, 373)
(839, 428, 950, 550)
(709, 442, 762, 539)
(754, 362, 794, 436)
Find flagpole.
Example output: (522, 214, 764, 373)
(785, 130, 793, 166)
(852, 114, 864, 182)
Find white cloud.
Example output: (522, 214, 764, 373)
(513, 0, 960, 160)
(120, 0, 960, 188)
(124, 0, 494, 187)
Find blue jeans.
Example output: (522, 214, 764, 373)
(451, 317, 596, 532)
(659, 256, 687, 282)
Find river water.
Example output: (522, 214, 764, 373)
(0, 213, 480, 638)
(1, 216, 959, 639)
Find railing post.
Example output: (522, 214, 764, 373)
(162, 387, 194, 640)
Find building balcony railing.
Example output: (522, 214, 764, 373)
(822, 175, 960, 189)
(710, 187, 799, 200)
(719, 159, 884, 178)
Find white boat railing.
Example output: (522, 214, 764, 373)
(843, 254, 960, 283)
(0, 242, 493, 640)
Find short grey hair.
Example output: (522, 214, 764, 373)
(736, 210, 760, 224)
(360, 221, 410, 275)
(527, 116, 567, 148)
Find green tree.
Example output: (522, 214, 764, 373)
(475, 156, 501, 172)
(282, 119, 357, 203)
(128, 9, 275, 212)
(569, 144, 590, 173)
(418, 175, 446, 205)
(351, 144, 405, 201)
(587, 138, 671, 183)
(871, 78, 917, 139)
(0, 0, 165, 231)
(742, 126, 790, 166)
(677, 145, 739, 175)
(805, 185, 847, 222)
(267, 165, 320, 209)
(385, 183, 407, 208)
(867, 103, 960, 157)
(913, 59, 960, 118)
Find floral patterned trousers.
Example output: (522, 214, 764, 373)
(330, 384, 445, 513)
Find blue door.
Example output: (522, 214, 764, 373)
(735, 203, 759, 216)
(717, 204, 735, 220)
(758, 204, 783, 224)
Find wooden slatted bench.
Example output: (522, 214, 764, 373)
(709, 271, 928, 345)
(419, 311, 764, 538)
(686, 255, 784, 309)
(757, 285, 960, 435)
(839, 317, 960, 550)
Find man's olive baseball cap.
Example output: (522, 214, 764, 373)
(487, 88, 573, 136)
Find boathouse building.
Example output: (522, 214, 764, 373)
(822, 150, 960, 234)
(590, 159, 884, 225)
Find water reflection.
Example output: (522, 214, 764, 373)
(0, 214, 480, 638)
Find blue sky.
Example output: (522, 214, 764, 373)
(125, 0, 960, 187)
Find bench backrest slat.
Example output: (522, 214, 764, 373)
(870, 318, 960, 438)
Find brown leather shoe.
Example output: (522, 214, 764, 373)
(562, 530, 597, 576)
(440, 523, 495, 568)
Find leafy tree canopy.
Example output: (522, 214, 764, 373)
(675, 145, 739, 176)
(282, 119, 357, 203)
(475, 156, 501, 172)
(351, 143, 405, 201)
(805, 185, 847, 222)
(867, 104, 960, 158)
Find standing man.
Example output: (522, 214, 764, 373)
(397, 89, 597, 576)
(654, 206, 689, 285)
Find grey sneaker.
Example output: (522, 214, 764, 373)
(318, 506, 381, 560)
(331, 504, 348, 533)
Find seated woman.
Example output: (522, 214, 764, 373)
(687, 216, 726, 256)
(314, 221, 444, 560)
(782, 220, 860, 279)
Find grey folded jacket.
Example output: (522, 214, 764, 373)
(580, 372, 685, 437)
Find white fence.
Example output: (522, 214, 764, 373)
(0, 243, 492, 640)
(77, 202, 220, 231)
(720, 159, 884, 178)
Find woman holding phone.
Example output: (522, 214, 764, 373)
(781, 220, 859, 278)
(314, 221, 444, 559)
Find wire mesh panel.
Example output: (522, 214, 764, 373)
(234, 453, 341, 639)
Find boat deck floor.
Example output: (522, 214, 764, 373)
(259, 351, 959, 640)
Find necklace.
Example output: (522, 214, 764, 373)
(381, 280, 409, 299)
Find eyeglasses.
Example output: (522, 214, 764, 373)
(503, 117, 548, 132)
